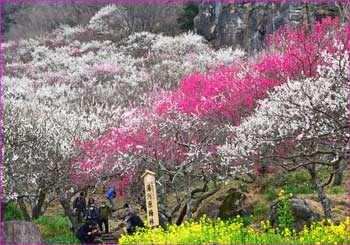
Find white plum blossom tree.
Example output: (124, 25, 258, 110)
(220, 44, 349, 220)
(2, 73, 121, 228)
(1, 4, 244, 228)
(88, 4, 129, 36)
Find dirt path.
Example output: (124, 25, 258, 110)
(99, 231, 121, 244)
(97, 214, 124, 244)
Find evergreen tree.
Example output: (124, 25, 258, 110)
(177, 2, 199, 31)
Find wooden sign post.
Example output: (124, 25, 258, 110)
(142, 170, 159, 227)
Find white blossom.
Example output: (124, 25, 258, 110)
(220, 46, 349, 170)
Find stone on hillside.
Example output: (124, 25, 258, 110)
(2, 221, 44, 244)
(196, 188, 250, 220)
(268, 197, 321, 232)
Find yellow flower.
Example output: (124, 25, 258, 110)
(345, 217, 349, 225)
(248, 228, 255, 234)
(118, 216, 350, 244)
(283, 227, 291, 237)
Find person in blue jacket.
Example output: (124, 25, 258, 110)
(106, 185, 116, 209)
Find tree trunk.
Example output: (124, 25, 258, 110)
(308, 166, 333, 221)
(335, 2, 350, 23)
(174, 178, 180, 203)
(332, 161, 343, 186)
(176, 204, 187, 225)
(17, 198, 31, 221)
(31, 190, 46, 220)
(184, 172, 192, 220)
(40, 196, 56, 216)
(191, 185, 221, 215)
(333, 170, 343, 186)
(157, 179, 169, 228)
(158, 210, 171, 229)
(175, 180, 220, 225)
(58, 195, 79, 231)
(315, 182, 333, 221)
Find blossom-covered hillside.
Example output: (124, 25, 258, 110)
(2, 3, 349, 234)
(2, 4, 243, 225)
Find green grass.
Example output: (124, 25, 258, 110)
(284, 184, 315, 194)
(329, 185, 343, 194)
(45, 232, 80, 244)
(253, 203, 268, 217)
(293, 171, 310, 182)
(2, 202, 24, 221)
(240, 215, 253, 226)
(265, 190, 278, 201)
(33, 216, 79, 244)
(261, 170, 315, 200)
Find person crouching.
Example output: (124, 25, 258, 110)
(76, 221, 101, 244)
(124, 205, 145, 235)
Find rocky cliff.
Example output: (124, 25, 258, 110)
(194, 1, 341, 52)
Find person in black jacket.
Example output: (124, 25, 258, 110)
(124, 204, 145, 235)
(73, 192, 86, 223)
(76, 221, 101, 244)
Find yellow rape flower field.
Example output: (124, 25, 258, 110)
(119, 216, 350, 244)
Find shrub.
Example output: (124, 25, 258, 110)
(2, 202, 24, 221)
(177, 2, 199, 31)
(33, 216, 74, 243)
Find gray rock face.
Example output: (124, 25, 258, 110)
(194, 2, 339, 52)
(2, 221, 44, 244)
(268, 197, 321, 232)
